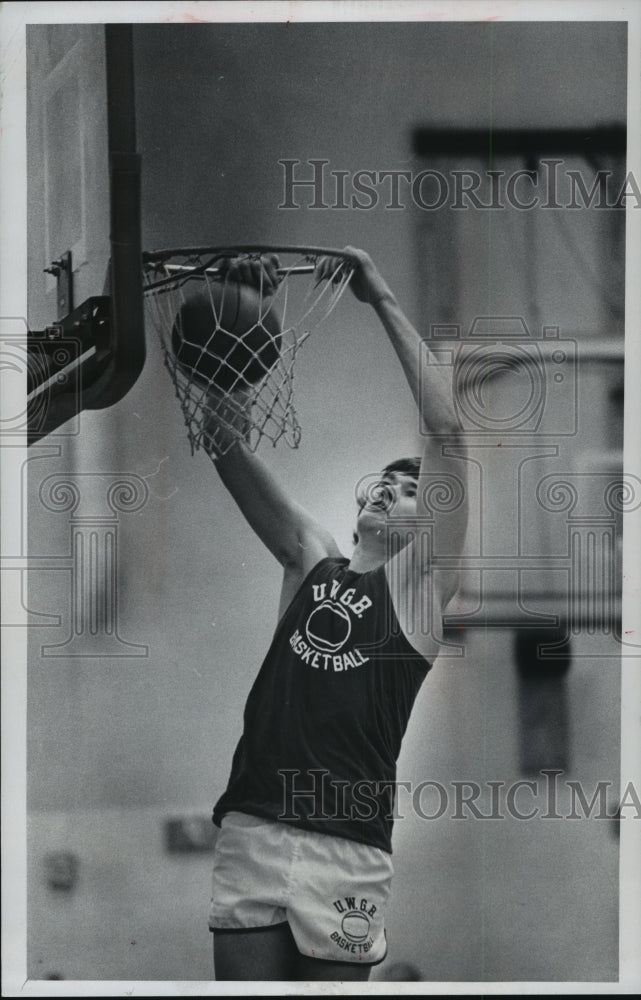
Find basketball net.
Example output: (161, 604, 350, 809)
(142, 246, 355, 457)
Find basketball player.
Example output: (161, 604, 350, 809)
(205, 247, 467, 981)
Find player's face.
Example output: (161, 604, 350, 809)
(357, 471, 419, 525)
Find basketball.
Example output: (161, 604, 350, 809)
(171, 281, 282, 391)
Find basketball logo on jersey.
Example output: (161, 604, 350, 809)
(288, 575, 373, 672)
(305, 599, 351, 653)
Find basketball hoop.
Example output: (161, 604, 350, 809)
(142, 245, 356, 457)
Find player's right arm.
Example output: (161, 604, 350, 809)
(205, 412, 341, 600)
(200, 254, 340, 608)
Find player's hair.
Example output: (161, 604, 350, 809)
(381, 456, 422, 480)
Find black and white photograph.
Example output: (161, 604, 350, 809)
(1, 0, 640, 993)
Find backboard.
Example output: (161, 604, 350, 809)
(26, 24, 145, 443)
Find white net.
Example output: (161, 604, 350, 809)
(142, 246, 355, 457)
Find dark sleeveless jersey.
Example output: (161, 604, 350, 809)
(213, 557, 431, 853)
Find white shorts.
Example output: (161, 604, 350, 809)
(209, 811, 393, 965)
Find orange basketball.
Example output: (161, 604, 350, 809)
(171, 281, 282, 391)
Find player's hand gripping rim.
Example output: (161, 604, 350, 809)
(314, 245, 393, 308)
(216, 253, 281, 296)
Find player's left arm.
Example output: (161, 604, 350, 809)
(380, 315, 467, 627)
(326, 247, 459, 439)
(324, 248, 468, 619)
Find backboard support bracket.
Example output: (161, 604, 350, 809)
(43, 249, 73, 320)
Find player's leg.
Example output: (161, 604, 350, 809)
(210, 814, 299, 979)
(294, 952, 373, 981)
(213, 922, 300, 981)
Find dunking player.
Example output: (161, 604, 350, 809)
(205, 248, 467, 981)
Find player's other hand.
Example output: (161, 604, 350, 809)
(315, 246, 392, 307)
(219, 253, 280, 295)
